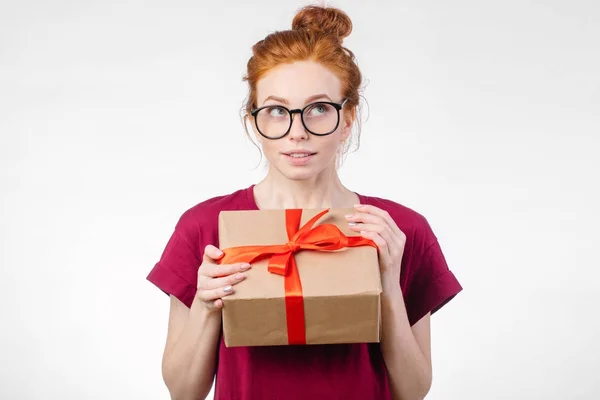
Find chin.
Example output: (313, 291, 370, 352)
(266, 153, 335, 181)
(274, 163, 323, 181)
(281, 168, 318, 181)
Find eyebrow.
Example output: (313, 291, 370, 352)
(261, 93, 333, 106)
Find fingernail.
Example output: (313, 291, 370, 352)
(348, 222, 358, 226)
(241, 263, 251, 270)
(223, 285, 233, 293)
(345, 214, 353, 219)
(235, 273, 244, 280)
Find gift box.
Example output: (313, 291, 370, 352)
(217, 208, 382, 347)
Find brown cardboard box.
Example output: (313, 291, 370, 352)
(217, 208, 382, 347)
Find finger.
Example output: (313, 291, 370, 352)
(350, 222, 399, 261)
(348, 221, 395, 247)
(350, 221, 405, 264)
(359, 230, 393, 266)
(346, 210, 392, 236)
(213, 299, 224, 309)
(202, 297, 223, 311)
(202, 262, 251, 278)
(346, 212, 390, 235)
(203, 245, 225, 263)
(346, 212, 396, 242)
(353, 204, 404, 237)
(345, 211, 385, 226)
(197, 284, 236, 303)
(205, 297, 225, 311)
(199, 271, 247, 290)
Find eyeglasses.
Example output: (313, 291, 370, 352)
(250, 99, 348, 140)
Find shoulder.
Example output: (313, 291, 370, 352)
(170, 186, 252, 248)
(175, 187, 252, 229)
(146, 187, 254, 308)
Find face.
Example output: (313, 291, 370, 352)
(251, 60, 352, 182)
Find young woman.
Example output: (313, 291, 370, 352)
(147, 5, 462, 400)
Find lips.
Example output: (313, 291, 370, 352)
(282, 150, 317, 166)
(282, 151, 317, 158)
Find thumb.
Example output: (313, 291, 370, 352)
(203, 244, 224, 264)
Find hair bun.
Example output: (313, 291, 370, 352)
(292, 5, 352, 42)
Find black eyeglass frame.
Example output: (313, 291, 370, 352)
(250, 98, 349, 140)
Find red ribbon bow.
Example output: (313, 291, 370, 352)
(218, 209, 376, 345)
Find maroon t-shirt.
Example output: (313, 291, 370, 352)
(147, 185, 462, 400)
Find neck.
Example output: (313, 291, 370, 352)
(253, 166, 358, 209)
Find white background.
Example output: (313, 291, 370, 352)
(1, 0, 599, 399)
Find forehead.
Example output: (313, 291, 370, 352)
(256, 61, 342, 105)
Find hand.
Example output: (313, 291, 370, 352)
(196, 244, 251, 311)
(345, 204, 406, 285)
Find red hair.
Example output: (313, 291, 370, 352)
(242, 5, 364, 158)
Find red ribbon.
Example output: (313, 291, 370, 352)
(218, 209, 376, 345)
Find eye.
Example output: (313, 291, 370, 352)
(267, 106, 287, 117)
(306, 103, 332, 117)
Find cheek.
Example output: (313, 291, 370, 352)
(261, 140, 277, 154)
(259, 140, 281, 162)
(320, 136, 343, 158)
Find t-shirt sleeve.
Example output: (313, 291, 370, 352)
(146, 215, 202, 308)
(404, 223, 463, 326)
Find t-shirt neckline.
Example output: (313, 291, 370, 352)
(245, 184, 366, 210)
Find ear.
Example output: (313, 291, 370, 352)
(245, 114, 264, 144)
(340, 107, 355, 141)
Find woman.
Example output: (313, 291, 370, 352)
(147, 5, 462, 400)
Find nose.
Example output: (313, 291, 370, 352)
(287, 112, 308, 141)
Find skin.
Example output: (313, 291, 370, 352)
(161, 60, 433, 400)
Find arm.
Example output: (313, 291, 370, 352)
(380, 283, 432, 400)
(347, 205, 433, 400)
(162, 295, 221, 400)
(161, 245, 251, 400)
